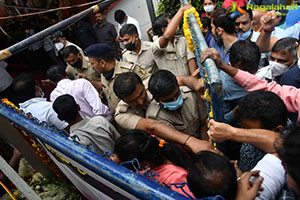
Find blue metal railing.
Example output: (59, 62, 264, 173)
(0, 103, 190, 200)
(181, 0, 224, 122)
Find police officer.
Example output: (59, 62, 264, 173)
(119, 24, 158, 73)
(85, 43, 150, 113)
(146, 70, 208, 140)
(151, 4, 197, 76)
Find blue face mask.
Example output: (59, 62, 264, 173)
(161, 94, 183, 110)
(240, 29, 252, 40)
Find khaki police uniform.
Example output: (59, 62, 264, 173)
(146, 86, 207, 139)
(102, 60, 150, 113)
(151, 35, 195, 76)
(66, 55, 101, 81)
(114, 78, 151, 130)
(122, 40, 158, 73)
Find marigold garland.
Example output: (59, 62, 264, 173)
(183, 7, 203, 52)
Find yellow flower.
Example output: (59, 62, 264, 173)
(183, 6, 203, 52)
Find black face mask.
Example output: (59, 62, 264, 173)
(125, 37, 136, 51)
(71, 57, 82, 68)
(103, 68, 115, 81)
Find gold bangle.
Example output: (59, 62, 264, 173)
(184, 135, 192, 146)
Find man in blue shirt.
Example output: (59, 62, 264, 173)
(208, 8, 247, 125)
(209, 8, 241, 63)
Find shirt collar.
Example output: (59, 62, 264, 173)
(81, 55, 90, 69)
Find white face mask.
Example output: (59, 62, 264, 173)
(55, 42, 64, 51)
(203, 5, 215, 13)
(269, 61, 289, 77)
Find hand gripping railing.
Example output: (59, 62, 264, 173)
(0, 103, 190, 200)
(181, 0, 224, 123)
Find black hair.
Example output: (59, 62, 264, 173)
(114, 9, 126, 24)
(52, 94, 78, 122)
(51, 31, 64, 43)
(201, 17, 212, 31)
(212, 8, 236, 34)
(152, 14, 172, 36)
(148, 70, 178, 101)
(119, 24, 138, 37)
(272, 37, 298, 60)
(94, 9, 104, 15)
(13, 73, 36, 104)
(114, 129, 191, 170)
(237, 90, 288, 130)
(113, 72, 143, 99)
(187, 151, 237, 199)
(61, 45, 80, 59)
(234, 6, 253, 21)
(277, 127, 300, 189)
(229, 40, 260, 72)
(46, 65, 67, 83)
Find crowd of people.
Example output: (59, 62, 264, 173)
(1, 1, 300, 199)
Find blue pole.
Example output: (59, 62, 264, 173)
(0, 104, 190, 200)
(181, 0, 224, 122)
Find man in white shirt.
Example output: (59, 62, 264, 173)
(255, 37, 298, 82)
(46, 65, 112, 121)
(13, 73, 67, 130)
(114, 9, 142, 39)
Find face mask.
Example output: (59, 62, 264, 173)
(269, 61, 289, 77)
(120, 21, 127, 27)
(71, 57, 82, 68)
(161, 94, 183, 111)
(103, 68, 115, 81)
(203, 5, 215, 13)
(240, 29, 252, 40)
(125, 36, 136, 51)
(55, 42, 64, 51)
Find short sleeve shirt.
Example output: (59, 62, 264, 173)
(70, 116, 120, 155)
(146, 86, 207, 138)
(152, 36, 194, 76)
(101, 60, 150, 113)
(65, 55, 101, 81)
(114, 78, 151, 130)
(94, 21, 118, 52)
(122, 40, 158, 73)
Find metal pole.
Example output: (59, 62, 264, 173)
(181, 0, 224, 122)
(0, 104, 190, 200)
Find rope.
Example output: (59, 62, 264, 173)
(0, 0, 104, 20)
